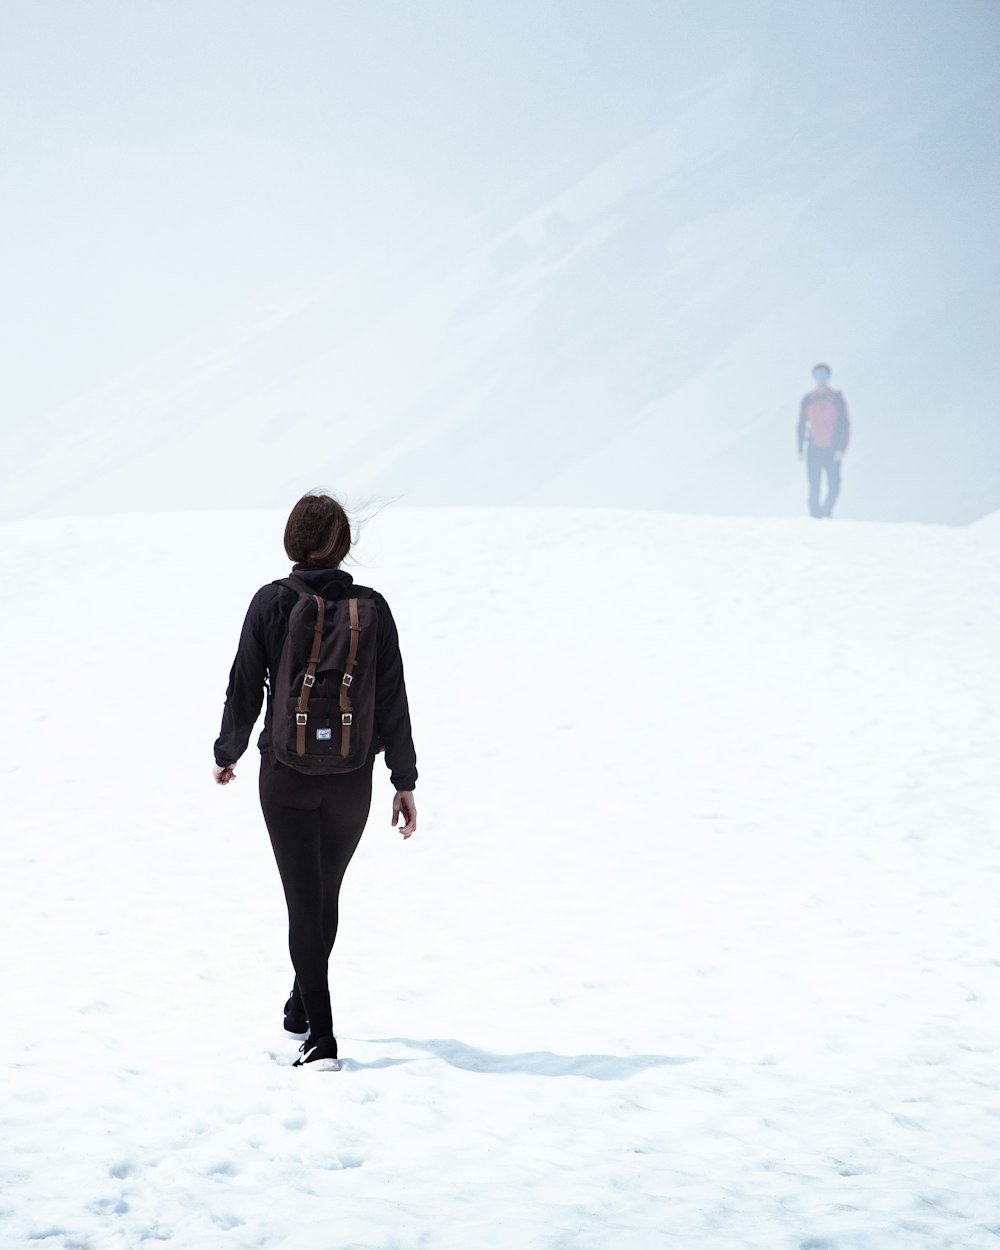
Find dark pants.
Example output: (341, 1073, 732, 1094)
(259, 755, 374, 1039)
(807, 446, 842, 518)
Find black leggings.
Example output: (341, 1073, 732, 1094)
(259, 755, 374, 1036)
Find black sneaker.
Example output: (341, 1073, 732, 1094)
(293, 1034, 340, 1072)
(283, 991, 309, 1040)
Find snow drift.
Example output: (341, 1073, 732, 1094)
(2, 505, 998, 1248)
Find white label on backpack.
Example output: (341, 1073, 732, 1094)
(316, 728, 332, 741)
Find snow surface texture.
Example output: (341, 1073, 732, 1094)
(2, 506, 999, 1249)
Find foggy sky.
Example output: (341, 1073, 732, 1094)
(2, 1, 999, 522)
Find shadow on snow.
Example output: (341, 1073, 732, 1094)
(363, 1038, 696, 1080)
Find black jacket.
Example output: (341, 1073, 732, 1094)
(214, 568, 418, 791)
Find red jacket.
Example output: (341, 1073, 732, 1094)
(798, 388, 850, 453)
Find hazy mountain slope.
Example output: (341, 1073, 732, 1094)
(3, 51, 998, 524)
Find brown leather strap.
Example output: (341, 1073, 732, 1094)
(340, 598, 361, 757)
(295, 595, 325, 757)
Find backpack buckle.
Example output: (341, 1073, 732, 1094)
(296, 713, 308, 726)
(303, 674, 315, 687)
(342, 673, 353, 687)
(341, 713, 353, 726)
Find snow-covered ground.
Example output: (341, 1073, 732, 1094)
(2, 505, 998, 1249)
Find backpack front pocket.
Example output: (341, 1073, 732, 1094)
(285, 696, 337, 757)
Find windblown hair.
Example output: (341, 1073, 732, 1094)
(284, 492, 353, 570)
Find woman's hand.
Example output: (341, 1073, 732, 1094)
(392, 790, 417, 839)
(213, 763, 237, 786)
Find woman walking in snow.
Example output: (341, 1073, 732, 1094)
(213, 492, 417, 1070)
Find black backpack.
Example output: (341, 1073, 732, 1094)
(270, 577, 379, 774)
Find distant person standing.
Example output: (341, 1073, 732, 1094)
(797, 363, 850, 518)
